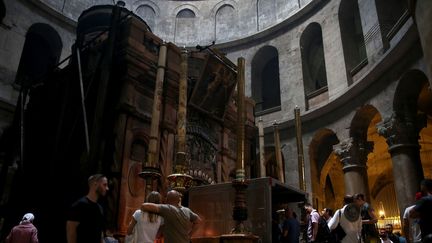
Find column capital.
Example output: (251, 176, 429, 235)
(376, 113, 426, 151)
(333, 137, 373, 171)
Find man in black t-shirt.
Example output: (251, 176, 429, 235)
(66, 174, 109, 243)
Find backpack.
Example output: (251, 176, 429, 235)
(316, 216, 335, 243)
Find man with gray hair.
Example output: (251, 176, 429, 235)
(141, 190, 201, 243)
(6, 212, 39, 243)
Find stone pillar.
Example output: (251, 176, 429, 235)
(333, 137, 373, 199)
(377, 113, 425, 216)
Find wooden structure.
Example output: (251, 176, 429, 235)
(0, 4, 257, 242)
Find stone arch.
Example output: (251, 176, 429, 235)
(251, 45, 281, 114)
(375, 0, 408, 44)
(133, 0, 159, 16)
(393, 69, 428, 116)
(210, 0, 238, 16)
(15, 23, 63, 88)
(309, 128, 341, 209)
(393, 69, 432, 178)
(177, 9, 196, 18)
(214, 4, 237, 42)
(338, 0, 367, 83)
(349, 105, 385, 202)
(348, 104, 408, 223)
(135, 4, 157, 31)
(300, 22, 328, 110)
(174, 6, 198, 45)
(172, 4, 200, 18)
(350, 105, 381, 141)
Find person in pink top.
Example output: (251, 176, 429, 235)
(6, 213, 39, 243)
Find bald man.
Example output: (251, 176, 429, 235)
(141, 190, 201, 243)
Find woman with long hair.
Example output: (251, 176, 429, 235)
(127, 191, 163, 243)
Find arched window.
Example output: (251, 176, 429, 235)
(215, 4, 236, 42)
(174, 9, 196, 45)
(251, 46, 281, 114)
(136, 5, 156, 31)
(339, 0, 367, 82)
(177, 9, 195, 18)
(375, 0, 408, 44)
(15, 23, 62, 88)
(300, 23, 328, 110)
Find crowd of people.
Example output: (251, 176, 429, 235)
(4, 175, 431, 243)
(272, 179, 432, 243)
(4, 174, 201, 243)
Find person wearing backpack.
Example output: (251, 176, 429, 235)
(315, 212, 334, 243)
(328, 195, 362, 243)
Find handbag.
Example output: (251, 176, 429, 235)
(332, 210, 346, 242)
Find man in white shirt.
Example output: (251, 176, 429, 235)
(304, 203, 320, 242)
(403, 192, 422, 243)
(328, 195, 362, 243)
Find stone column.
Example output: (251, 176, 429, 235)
(377, 113, 425, 216)
(333, 137, 373, 199)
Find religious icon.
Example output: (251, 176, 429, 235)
(189, 54, 237, 120)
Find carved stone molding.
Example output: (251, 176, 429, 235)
(376, 113, 426, 151)
(333, 137, 373, 170)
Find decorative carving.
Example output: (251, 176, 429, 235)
(333, 137, 373, 169)
(184, 116, 219, 183)
(376, 113, 426, 150)
(186, 132, 217, 181)
(187, 169, 215, 185)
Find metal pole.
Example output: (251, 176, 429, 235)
(236, 57, 246, 181)
(167, 48, 193, 193)
(76, 48, 90, 153)
(140, 43, 167, 196)
(146, 43, 167, 169)
(175, 48, 188, 171)
(273, 121, 284, 183)
(294, 106, 306, 191)
(258, 117, 266, 177)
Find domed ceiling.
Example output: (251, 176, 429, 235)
(42, 0, 316, 46)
